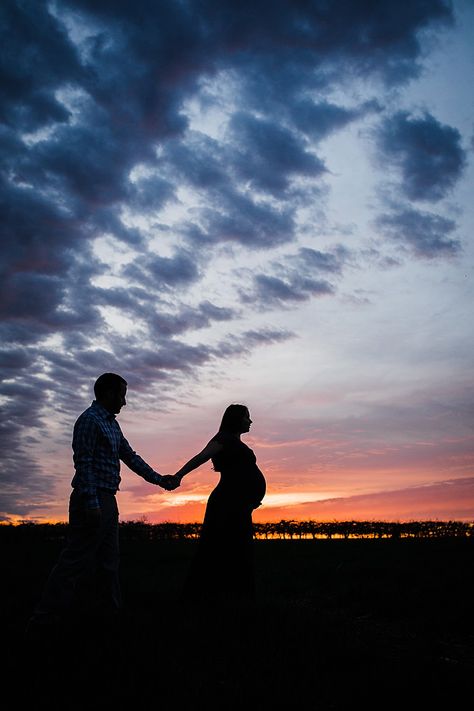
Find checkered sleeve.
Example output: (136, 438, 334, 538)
(119, 433, 164, 485)
(72, 414, 101, 509)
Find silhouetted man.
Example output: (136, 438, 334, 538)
(28, 372, 177, 628)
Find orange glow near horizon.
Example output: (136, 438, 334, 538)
(3, 418, 473, 525)
(6, 474, 473, 525)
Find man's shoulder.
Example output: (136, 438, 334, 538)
(74, 403, 104, 428)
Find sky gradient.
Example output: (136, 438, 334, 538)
(1, 0, 473, 524)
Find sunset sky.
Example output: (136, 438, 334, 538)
(1, 0, 473, 524)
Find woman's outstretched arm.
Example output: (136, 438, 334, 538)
(174, 440, 223, 484)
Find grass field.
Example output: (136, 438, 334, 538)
(3, 531, 473, 709)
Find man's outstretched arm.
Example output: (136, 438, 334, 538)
(119, 435, 179, 490)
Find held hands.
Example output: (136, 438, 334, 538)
(160, 474, 182, 491)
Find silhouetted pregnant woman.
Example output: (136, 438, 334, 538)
(173, 404, 266, 602)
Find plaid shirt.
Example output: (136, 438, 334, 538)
(71, 401, 163, 509)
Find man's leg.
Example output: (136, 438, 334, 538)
(94, 491, 122, 614)
(33, 490, 104, 618)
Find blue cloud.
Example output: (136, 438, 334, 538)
(376, 110, 466, 202)
(241, 246, 347, 309)
(229, 112, 326, 195)
(375, 205, 460, 258)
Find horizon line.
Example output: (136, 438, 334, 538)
(2, 518, 473, 526)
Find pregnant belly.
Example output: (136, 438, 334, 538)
(212, 469, 266, 510)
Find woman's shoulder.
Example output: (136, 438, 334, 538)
(209, 431, 229, 445)
(209, 431, 240, 447)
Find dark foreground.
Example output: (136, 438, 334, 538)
(3, 534, 474, 709)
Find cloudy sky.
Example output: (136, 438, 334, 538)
(1, 0, 473, 524)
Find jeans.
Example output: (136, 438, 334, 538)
(36, 489, 121, 616)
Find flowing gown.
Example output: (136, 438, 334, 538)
(184, 431, 266, 602)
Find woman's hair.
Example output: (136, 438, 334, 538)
(218, 404, 249, 432)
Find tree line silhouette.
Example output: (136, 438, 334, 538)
(2, 519, 472, 542)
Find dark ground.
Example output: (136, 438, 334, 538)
(3, 532, 473, 709)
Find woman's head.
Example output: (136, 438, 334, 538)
(219, 404, 252, 434)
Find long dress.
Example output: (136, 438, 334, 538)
(183, 431, 266, 603)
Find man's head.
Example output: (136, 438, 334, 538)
(94, 373, 127, 415)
